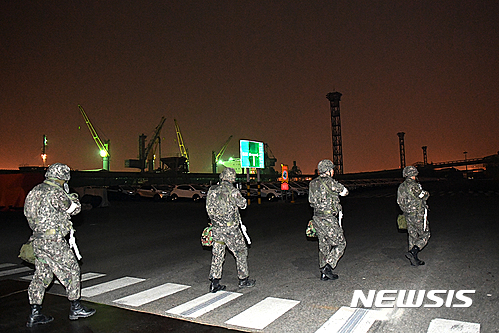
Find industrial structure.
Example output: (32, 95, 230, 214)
(125, 118, 189, 173)
(264, 143, 277, 173)
(397, 132, 406, 169)
(326, 92, 344, 174)
(422, 146, 428, 166)
(146, 117, 165, 171)
(41, 134, 47, 166)
(174, 119, 189, 171)
(126, 117, 168, 172)
(78, 105, 110, 171)
(212, 135, 233, 173)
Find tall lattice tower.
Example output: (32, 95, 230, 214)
(397, 132, 406, 169)
(422, 146, 428, 166)
(326, 92, 344, 174)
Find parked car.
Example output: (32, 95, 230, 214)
(170, 184, 207, 202)
(135, 184, 171, 201)
(238, 184, 259, 198)
(269, 181, 306, 198)
(250, 183, 282, 201)
(107, 185, 136, 201)
(73, 186, 109, 208)
(289, 181, 309, 196)
(292, 181, 310, 190)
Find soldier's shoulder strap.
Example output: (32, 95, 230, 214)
(318, 177, 336, 195)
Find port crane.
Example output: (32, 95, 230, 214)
(174, 119, 189, 171)
(144, 117, 166, 171)
(212, 135, 233, 173)
(78, 105, 110, 170)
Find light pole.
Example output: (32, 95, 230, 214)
(463, 151, 468, 179)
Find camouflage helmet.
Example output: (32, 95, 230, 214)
(402, 165, 418, 178)
(219, 167, 236, 182)
(318, 159, 335, 175)
(45, 163, 71, 181)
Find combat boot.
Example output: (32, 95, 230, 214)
(210, 278, 226, 293)
(26, 304, 54, 327)
(238, 277, 256, 288)
(405, 246, 425, 266)
(69, 299, 96, 320)
(320, 264, 338, 280)
(411, 246, 425, 265)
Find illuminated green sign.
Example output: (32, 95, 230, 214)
(240, 140, 265, 168)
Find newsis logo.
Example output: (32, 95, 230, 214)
(350, 290, 475, 308)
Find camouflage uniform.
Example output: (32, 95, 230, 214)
(24, 163, 95, 327)
(308, 160, 348, 279)
(397, 169, 430, 251)
(206, 178, 249, 280)
(397, 166, 430, 266)
(24, 164, 82, 305)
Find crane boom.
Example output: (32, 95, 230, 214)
(174, 119, 189, 170)
(78, 104, 110, 170)
(144, 117, 166, 171)
(212, 135, 233, 173)
(216, 135, 233, 162)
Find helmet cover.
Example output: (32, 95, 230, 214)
(402, 165, 418, 178)
(317, 159, 335, 175)
(219, 167, 236, 182)
(45, 163, 71, 181)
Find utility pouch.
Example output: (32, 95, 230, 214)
(201, 226, 213, 247)
(19, 240, 36, 264)
(306, 220, 317, 238)
(397, 214, 407, 230)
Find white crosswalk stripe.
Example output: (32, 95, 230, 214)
(427, 318, 480, 333)
(114, 283, 190, 307)
(167, 291, 242, 318)
(81, 276, 145, 297)
(0, 266, 32, 277)
(225, 296, 300, 330)
(21, 271, 106, 283)
(315, 306, 385, 333)
(0, 263, 483, 332)
(78, 272, 107, 282)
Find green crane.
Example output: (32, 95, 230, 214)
(78, 104, 110, 170)
(174, 119, 189, 171)
(212, 135, 233, 173)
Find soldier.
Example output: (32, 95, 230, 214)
(206, 167, 255, 292)
(397, 165, 430, 266)
(308, 159, 349, 280)
(24, 163, 95, 327)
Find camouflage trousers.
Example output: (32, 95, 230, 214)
(209, 225, 249, 280)
(312, 215, 346, 269)
(406, 211, 430, 251)
(28, 238, 81, 305)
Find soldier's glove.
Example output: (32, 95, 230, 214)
(338, 211, 343, 228)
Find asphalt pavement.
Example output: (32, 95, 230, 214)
(1, 179, 498, 332)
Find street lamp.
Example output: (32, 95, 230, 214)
(463, 151, 468, 179)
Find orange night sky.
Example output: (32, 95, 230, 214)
(1, 1, 498, 174)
